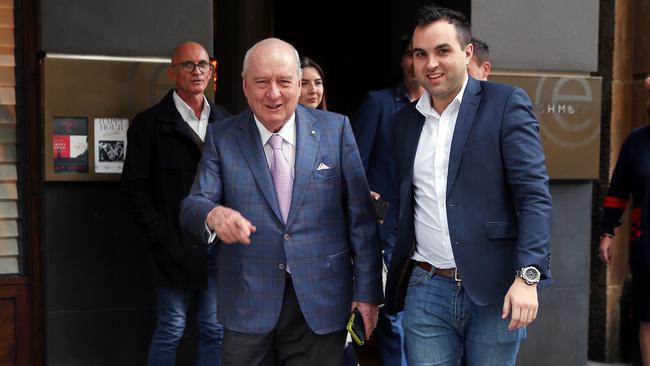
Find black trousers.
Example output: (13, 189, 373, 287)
(221, 277, 348, 366)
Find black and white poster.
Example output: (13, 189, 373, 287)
(94, 118, 128, 173)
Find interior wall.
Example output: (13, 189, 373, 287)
(41, 0, 213, 56)
(473, 0, 598, 72)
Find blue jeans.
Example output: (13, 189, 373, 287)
(148, 246, 222, 366)
(376, 243, 407, 366)
(376, 309, 407, 366)
(402, 265, 526, 366)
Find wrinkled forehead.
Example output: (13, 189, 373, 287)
(247, 48, 298, 77)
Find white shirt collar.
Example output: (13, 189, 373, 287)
(416, 74, 469, 119)
(172, 91, 211, 122)
(254, 113, 297, 147)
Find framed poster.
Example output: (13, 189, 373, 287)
(94, 118, 128, 174)
(52, 117, 88, 174)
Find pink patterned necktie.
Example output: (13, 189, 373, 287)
(268, 134, 293, 223)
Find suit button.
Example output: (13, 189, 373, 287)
(283, 234, 290, 240)
(448, 202, 456, 207)
(278, 263, 285, 270)
(192, 244, 198, 248)
(454, 241, 461, 245)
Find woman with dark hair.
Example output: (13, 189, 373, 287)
(299, 57, 327, 110)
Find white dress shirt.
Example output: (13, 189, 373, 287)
(172, 91, 211, 141)
(411, 76, 468, 269)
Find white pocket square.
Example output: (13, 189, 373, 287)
(316, 162, 331, 170)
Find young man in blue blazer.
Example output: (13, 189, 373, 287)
(384, 6, 552, 366)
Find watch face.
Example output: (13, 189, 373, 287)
(524, 267, 540, 281)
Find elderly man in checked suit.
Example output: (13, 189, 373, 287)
(179, 38, 383, 366)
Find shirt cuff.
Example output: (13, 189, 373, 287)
(205, 222, 217, 244)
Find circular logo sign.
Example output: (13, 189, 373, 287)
(534, 77, 599, 149)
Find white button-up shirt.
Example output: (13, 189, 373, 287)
(411, 76, 468, 269)
(173, 91, 211, 141)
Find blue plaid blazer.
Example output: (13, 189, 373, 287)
(180, 105, 383, 335)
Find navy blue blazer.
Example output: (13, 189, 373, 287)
(385, 77, 552, 313)
(351, 83, 410, 250)
(180, 105, 383, 334)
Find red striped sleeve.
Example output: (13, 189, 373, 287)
(603, 196, 628, 209)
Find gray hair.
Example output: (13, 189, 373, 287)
(241, 38, 302, 79)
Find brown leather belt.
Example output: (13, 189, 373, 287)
(415, 261, 461, 282)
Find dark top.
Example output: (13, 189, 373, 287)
(351, 83, 410, 251)
(600, 125, 650, 269)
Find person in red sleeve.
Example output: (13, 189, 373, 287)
(599, 74, 650, 366)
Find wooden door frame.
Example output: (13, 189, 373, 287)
(0, 0, 46, 364)
(0, 277, 31, 365)
(23, 0, 44, 363)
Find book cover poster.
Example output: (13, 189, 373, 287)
(52, 117, 88, 173)
(94, 118, 128, 173)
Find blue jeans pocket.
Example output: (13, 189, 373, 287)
(408, 266, 430, 287)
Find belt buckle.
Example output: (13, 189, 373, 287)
(454, 269, 461, 282)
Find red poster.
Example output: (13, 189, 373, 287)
(52, 117, 88, 173)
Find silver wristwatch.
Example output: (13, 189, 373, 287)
(515, 266, 541, 285)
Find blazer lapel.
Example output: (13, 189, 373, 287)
(285, 107, 320, 228)
(403, 110, 425, 187)
(237, 111, 284, 223)
(447, 77, 482, 196)
(393, 83, 409, 111)
(158, 90, 204, 151)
